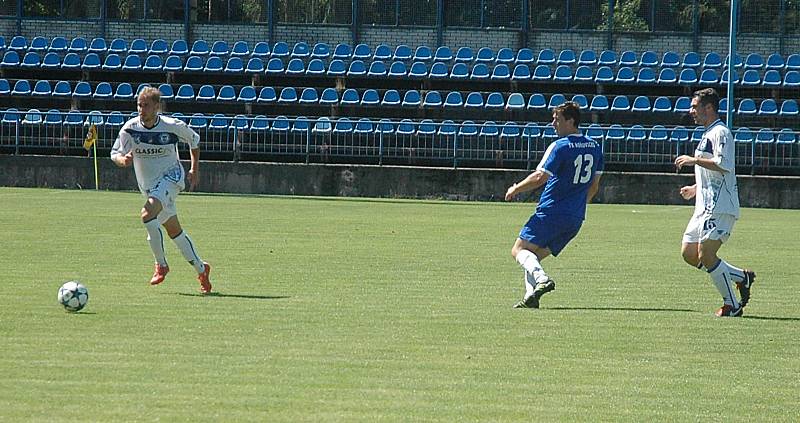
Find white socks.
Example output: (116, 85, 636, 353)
(516, 249, 549, 284)
(144, 218, 167, 266)
(523, 271, 537, 299)
(171, 231, 205, 274)
(707, 260, 740, 308)
(720, 259, 746, 283)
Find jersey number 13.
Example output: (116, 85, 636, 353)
(572, 154, 594, 184)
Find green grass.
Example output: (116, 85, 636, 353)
(1, 187, 798, 422)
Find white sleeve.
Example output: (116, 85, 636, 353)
(176, 120, 200, 149)
(713, 129, 735, 173)
(110, 126, 132, 159)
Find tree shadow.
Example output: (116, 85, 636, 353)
(546, 306, 696, 313)
(174, 292, 290, 300)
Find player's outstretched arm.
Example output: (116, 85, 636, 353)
(679, 184, 696, 200)
(505, 170, 549, 201)
(186, 147, 200, 191)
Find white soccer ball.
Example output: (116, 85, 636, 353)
(58, 281, 89, 312)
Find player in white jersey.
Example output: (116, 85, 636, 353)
(111, 87, 213, 294)
(674, 88, 754, 317)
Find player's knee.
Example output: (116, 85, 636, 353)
(681, 249, 699, 267)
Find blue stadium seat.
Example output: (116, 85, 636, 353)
(682, 51, 701, 68)
(402, 90, 421, 107)
(541, 126, 558, 142)
(577, 49, 597, 66)
(444, 91, 463, 107)
(653, 96, 672, 112)
(548, 93, 566, 109)
(393, 44, 412, 61)
(458, 121, 478, 136)
(718, 98, 732, 113)
(257, 86, 276, 103)
(605, 125, 625, 142)
(204, 56, 224, 72)
(423, 91, 443, 107)
(305, 58, 325, 75)
(678, 68, 698, 85)
(361, 89, 380, 106)
(333, 118, 353, 133)
(135, 83, 151, 96)
(557, 49, 576, 65)
(527, 93, 546, 110)
(381, 89, 401, 106)
(719, 69, 739, 84)
(208, 114, 229, 131)
(470, 63, 490, 79)
(142, 55, 162, 71)
(208, 40, 228, 56)
(589, 95, 609, 112)
(32, 80, 51, 96)
(286, 58, 305, 74)
(512, 64, 531, 80)
(759, 99, 778, 115)
(417, 119, 436, 136)
(148, 39, 168, 55)
(84, 110, 104, 126)
(429, 62, 449, 78)
(598, 50, 617, 66)
(2, 108, 20, 124)
(408, 61, 428, 78)
(175, 84, 195, 101)
(532, 64, 551, 80)
(265, 57, 284, 74)
(523, 123, 541, 139)
(340, 88, 360, 105)
(0, 79, 10, 95)
(619, 50, 638, 66)
(41, 52, 60, 68)
(595, 66, 613, 83)
(278, 87, 298, 103)
(737, 98, 756, 115)
(673, 96, 691, 113)
(231, 40, 250, 57)
(187, 40, 209, 56)
(81, 53, 102, 70)
(2, 51, 20, 67)
(63, 110, 84, 126)
(661, 51, 680, 68)
(480, 121, 499, 137)
(667, 126, 686, 143)
(777, 128, 796, 144)
(610, 95, 630, 111)
(496, 48, 515, 64)
(491, 64, 511, 80)
(388, 61, 407, 77)
(585, 124, 603, 141)
(553, 65, 572, 81)
(225, 57, 244, 73)
(242, 57, 263, 74)
(298, 87, 319, 104)
(327, 59, 346, 76)
(627, 125, 646, 142)
(309, 117, 330, 134)
(500, 122, 521, 138)
(216, 85, 236, 102)
(21, 52, 41, 68)
(725, 53, 743, 68)
(414, 45, 433, 62)
(780, 99, 799, 116)
(354, 118, 373, 134)
(438, 120, 456, 136)
(734, 127, 753, 144)
(353, 43, 371, 60)
(703, 52, 722, 68)
(196, 85, 216, 101)
(744, 53, 764, 69)
(766, 53, 785, 69)
(157, 83, 174, 100)
(455, 46, 474, 62)
(450, 62, 468, 79)
(230, 114, 249, 131)
(571, 94, 588, 110)
(515, 48, 534, 64)
(615, 67, 635, 83)
(107, 38, 127, 54)
(783, 70, 800, 87)
(182, 55, 203, 71)
(762, 69, 781, 86)
(373, 44, 392, 61)
(291, 41, 310, 58)
(537, 48, 555, 64)
(29, 36, 48, 52)
(8, 36, 27, 51)
(699, 69, 718, 84)
(50, 80, 71, 97)
(121, 54, 142, 71)
(187, 113, 207, 129)
(272, 41, 290, 58)
(640, 50, 658, 67)
(347, 60, 367, 76)
(756, 128, 774, 144)
(311, 42, 330, 59)
(248, 115, 269, 132)
(486, 92, 505, 109)
(506, 93, 525, 110)
(636, 67, 656, 84)
(691, 126, 704, 143)
(48, 36, 68, 52)
(169, 39, 188, 55)
(657, 68, 677, 84)
(61, 52, 80, 69)
(397, 119, 416, 135)
(251, 41, 270, 57)
(631, 95, 651, 112)
(465, 92, 484, 108)
(72, 81, 91, 98)
(740, 69, 760, 86)
(435, 46, 453, 62)
(11, 80, 31, 96)
(476, 47, 494, 63)
(106, 111, 125, 127)
(93, 82, 112, 99)
(319, 87, 339, 105)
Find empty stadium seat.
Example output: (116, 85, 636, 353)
(435, 46, 453, 62)
(744, 53, 764, 69)
(610, 95, 630, 111)
(286, 58, 305, 74)
(780, 99, 799, 116)
(674, 96, 691, 113)
(61, 52, 81, 69)
(532, 64, 551, 80)
(548, 93, 566, 109)
(169, 39, 188, 55)
(158, 83, 174, 100)
(653, 96, 672, 112)
(107, 38, 126, 54)
(571, 94, 588, 109)
(506, 93, 525, 110)
(667, 126, 686, 143)
(557, 49, 576, 65)
(305, 58, 325, 75)
(759, 99, 778, 115)
(699, 69, 718, 84)
(257, 86, 276, 103)
(631, 95, 651, 112)
(408, 61, 427, 78)
(423, 91, 443, 107)
(361, 89, 380, 106)
(589, 95, 609, 111)
(8, 35, 27, 51)
(149, 39, 168, 55)
(454, 46, 473, 62)
(682, 51, 701, 68)
(348, 60, 367, 76)
(491, 64, 511, 80)
(319, 87, 339, 105)
(175, 84, 195, 101)
(374, 44, 392, 61)
(537, 48, 555, 64)
(595, 66, 613, 83)
(574, 65, 593, 82)
(251, 41, 270, 57)
(394, 45, 412, 61)
(129, 38, 147, 55)
(783, 70, 800, 87)
(231, 41, 250, 56)
(627, 125, 646, 142)
(756, 128, 774, 144)
(598, 50, 617, 66)
(299, 88, 319, 104)
(444, 91, 463, 107)
(619, 50, 638, 66)
(486, 92, 505, 109)
(657, 68, 677, 84)
(661, 51, 680, 68)
(11, 80, 31, 96)
(41, 52, 60, 68)
(82, 53, 102, 70)
(381, 90, 400, 106)
(196, 85, 216, 101)
(762, 69, 781, 86)
(278, 87, 298, 103)
(766, 53, 785, 69)
(388, 61, 407, 77)
(326, 59, 345, 76)
(450, 62, 468, 79)
(777, 128, 796, 144)
(333, 117, 353, 133)
(249, 115, 269, 131)
(106, 111, 125, 127)
(52, 80, 72, 97)
(637, 68, 656, 84)
(737, 98, 757, 115)
(577, 49, 597, 66)
(679, 68, 698, 85)
(20, 52, 40, 68)
(553, 65, 572, 81)
(93, 82, 112, 99)
(429, 62, 449, 78)
(720, 69, 739, 84)
(480, 121, 499, 137)
(225, 57, 244, 73)
(703, 52, 722, 68)
(340, 88, 359, 105)
(353, 43, 371, 60)
(291, 41, 310, 58)
(272, 42, 290, 58)
(122, 54, 142, 71)
(0, 79, 9, 95)
(515, 48, 534, 63)
(735, 127, 754, 144)
(204, 56, 224, 72)
(476, 47, 495, 63)
(143, 55, 162, 71)
(470, 63, 490, 79)
(2, 51, 20, 66)
(216, 85, 236, 102)
(527, 93, 546, 110)
(414, 45, 433, 61)
(29, 36, 48, 52)
(615, 67, 635, 83)
(640, 50, 658, 67)
(465, 92, 484, 108)
(402, 90, 421, 107)
(32, 80, 50, 96)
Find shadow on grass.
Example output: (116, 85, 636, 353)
(546, 306, 696, 313)
(175, 292, 290, 300)
(742, 315, 800, 322)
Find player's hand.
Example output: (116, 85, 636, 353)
(116, 152, 133, 167)
(505, 185, 516, 201)
(187, 169, 199, 191)
(679, 185, 696, 200)
(674, 155, 695, 170)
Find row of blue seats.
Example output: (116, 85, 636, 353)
(6, 50, 800, 88)
(6, 108, 796, 145)
(4, 78, 798, 117)
(4, 35, 800, 71)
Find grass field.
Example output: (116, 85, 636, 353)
(1, 187, 798, 422)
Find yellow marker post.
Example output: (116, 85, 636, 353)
(83, 124, 99, 190)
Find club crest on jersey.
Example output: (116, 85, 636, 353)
(133, 135, 142, 144)
(160, 133, 171, 144)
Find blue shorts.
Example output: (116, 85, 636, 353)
(518, 212, 583, 257)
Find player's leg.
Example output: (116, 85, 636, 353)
(681, 215, 705, 270)
(141, 196, 169, 284)
(512, 237, 551, 284)
(159, 186, 212, 294)
(700, 215, 755, 307)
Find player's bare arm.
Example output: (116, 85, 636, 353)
(587, 174, 602, 203)
(680, 184, 696, 200)
(505, 170, 549, 201)
(186, 147, 200, 191)
(674, 155, 727, 173)
(111, 151, 133, 167)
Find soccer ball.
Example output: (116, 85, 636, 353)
(58, 281, 89, 312)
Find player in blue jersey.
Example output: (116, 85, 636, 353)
(675, 88, 754, 317)
(505, 101, 603, 308)
(111, 87, 213, 294)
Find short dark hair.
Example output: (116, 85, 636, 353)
(693, 88, 719, 110)
(553, 101, 581, 126)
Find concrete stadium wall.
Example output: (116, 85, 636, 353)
(2, 155, 799, 209)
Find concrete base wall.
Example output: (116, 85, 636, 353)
(1, 155, 799, 209)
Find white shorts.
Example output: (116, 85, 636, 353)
(146, 178, 181, 224)
(682, 213, 736, 244)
